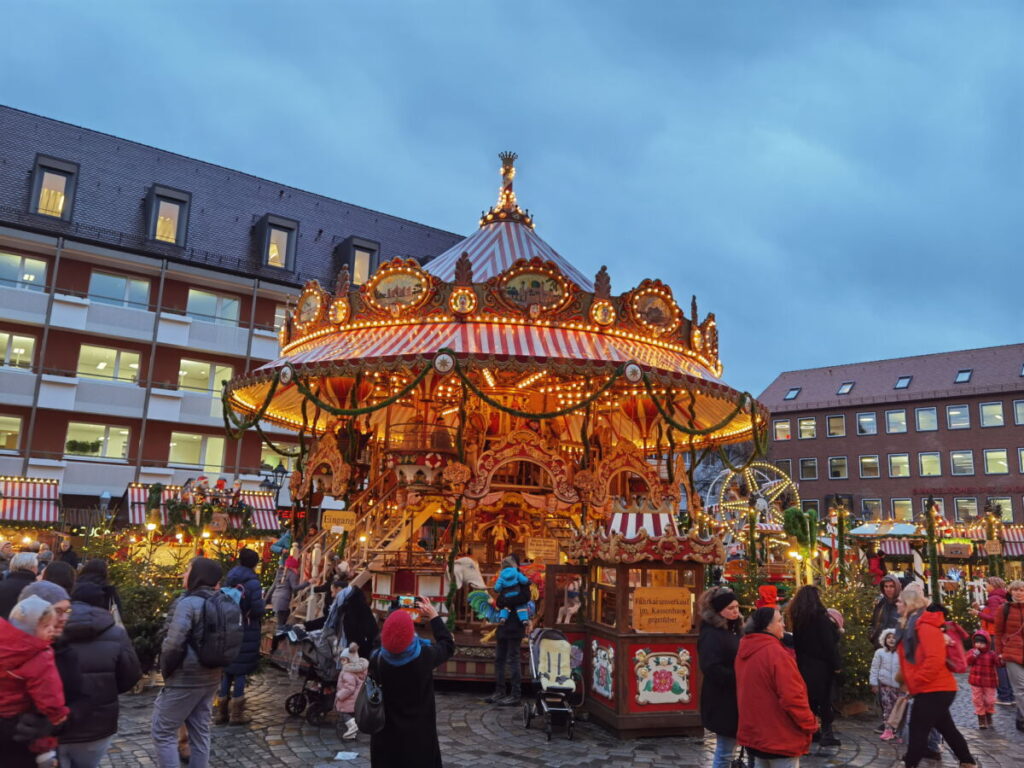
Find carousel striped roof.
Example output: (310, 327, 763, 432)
(422, 221, 594, 290)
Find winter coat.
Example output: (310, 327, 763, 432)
(370, 616, 455, 768)
(869, 576, 902, 647)
(897, 609, 958, 695)
(58, 602, 141, 743)
(56, 547, 81, 569)
(697, 614, 742, 737)
(334, 655, 368, 713)
(967, 631, 1002, 689)
(979, 589, 1008, 634)
(995, 600, 1024, 665)
(271, 569, 308, 612)
(869, 632, 901, 689)
(792, 609, 841, 709)
(223, 565, 265, 676)
(159, 587, 224, 688)
(327, 586, 380, 658)
(496, 605, 525, 641)
(0, 618, 69, 724)
(0, 570, 37, 619)
(735, 632, 817, 758)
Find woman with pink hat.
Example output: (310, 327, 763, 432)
(271, 556, 309, 628)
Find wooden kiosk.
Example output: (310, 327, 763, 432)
(567, 518, 725, 738)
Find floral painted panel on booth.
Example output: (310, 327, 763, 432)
(627, 643, 697, 713)
(590, 638, 615, 701)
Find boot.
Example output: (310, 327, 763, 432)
(228, 696, 252, 725)
(819, 724, 841, 747)
(341, 718, 359, 740)
(483, 685, 505, 704)
(177, 725, 190, 764)
(212, 696, 229, 725)
(497, 683, 521, 706)
(978, 714, 988, 729)
(985, 713, 994, 728)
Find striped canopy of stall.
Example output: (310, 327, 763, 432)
(126, 483, 280, 531)
(608, 512, 678, 540)
(0, 477, 60, 523)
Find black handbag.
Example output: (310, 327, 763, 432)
(354, 650, 386, 734)
(731, 746, 751, 768)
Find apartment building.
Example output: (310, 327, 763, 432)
(0, 105, 461, 520)
(758, 344, 1024, 524)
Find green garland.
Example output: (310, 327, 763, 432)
(642, 375, 748, 436)
(293, 364, 432, 417)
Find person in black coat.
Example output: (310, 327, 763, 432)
(56, 540, 81, 569)
(371, 601, 454, 768)
(326, 576, 380, 658)
(697, 587, 744, 768)
(214, 548, 265, 726)
(57, 581, 142, 767)
(788, 585, 842, 747)
(0, 553, 39, 618)
(75, 559, 124, 619)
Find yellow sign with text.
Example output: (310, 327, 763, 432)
(527, 537, 560, 563)
(322, 509, 357, 531)
(633, 586, 692, 633)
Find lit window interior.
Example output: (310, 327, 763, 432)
(155, 199, 182, 243)
(352, 248, 372, 285)
(267, 226, 289, 268)
(0, 415, 22, 450)
(1, 332, 35, 368)
(37, 170, 67, 217)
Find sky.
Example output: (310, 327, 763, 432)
(2, 2, 1020, 396)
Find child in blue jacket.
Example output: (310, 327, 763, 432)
(493, 556, 531, 623)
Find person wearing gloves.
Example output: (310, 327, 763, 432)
(334, 642, 368, 741)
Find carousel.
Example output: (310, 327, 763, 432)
(223, 153, 766, 735)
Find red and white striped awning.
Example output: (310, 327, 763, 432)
(879, 538, 915, 557)
(234, 491, 279, 532)
(1005, 542, 1024, 557)
(964, 526, 1024, 543)
(756, 522, 785, 534)
(608, 512, 677, 539)
(127, 483, 182, 525)
(0, 477, 60, 523)
(127, 484, 279, 531)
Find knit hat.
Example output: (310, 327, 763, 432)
(187, 557, 222, 590)
(756, 585, 778, 608)
(9, 595, 53, 635)
(381, 609, 415, 653)
(18, 581, 70, 605)
(238, 547, 259, 569)
(285, 556, 300, 571)
(340, 641, 360, 660)
(711, 590, 738, 613)
(827, 607, 845, 632)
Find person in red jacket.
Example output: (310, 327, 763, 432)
(896, 584, 976, 768)
(967, 630, 1002, 729)
(735, 606, 817, 767)
(972, 576, 1014, 705)
(994, 579, 1024, 731)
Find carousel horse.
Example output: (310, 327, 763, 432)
(452, 556, 488, 590)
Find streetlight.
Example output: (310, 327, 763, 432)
(260, 461, 288, 508)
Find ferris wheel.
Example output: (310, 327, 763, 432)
(704, 460, 800, 528)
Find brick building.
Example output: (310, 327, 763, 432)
(758, 344, 1024, 524)
(0, 105, 461, 520)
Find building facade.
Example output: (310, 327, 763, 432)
(0, 105, 461, 519)
(758, 344, 1024, 524)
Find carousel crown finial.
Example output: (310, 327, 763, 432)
(479, 151, 535, 230)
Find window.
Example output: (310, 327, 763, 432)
(0, 415, 22, 451)
(950, 450, 975, 476)
(0, 252, 47, 291)
(178, 359, 233, 393)
(984, 449, 1009, 475)
(861, 498, 882, 519)
(260, 215, 298, 270)
(168, 432, 226, 473)
(186, 289, 240, 325)
(773, 420, 791, 441)
(146, 185, 190, 245)
(892, 499, 913, 522)
(918, 452, 942, 477)
(799, 458, 818, 481)
(946, 404, 970, 430)
(922, 498, 946, 517)
(914, 407, 936, 431)
(1019, 447, 1024, 473)
(987, 497, 1013, 523)
(953, 498, 977, 522)
(352, 248, 373, 285)
(260, 443, 297, 472)
(856, 412, 877, 435)
(1015, 400, 1024, 426)
(894, 375, 912, 389)
(774, 459, 792, 477)
(0, 332, 36, 369)
(980, 402, 1004, 428)
(64, 422, 129, 459)
(798, 417, 816, 439)
(31, 155, 78, 220)
(801, 500, 818, 514)
(828, 456, 848, 480)
(837, 381, 854, 395)
(888, 453, 910, 478)
(273, 304, 289, 331)
(885, 409, 907, 434)
(859, 455, 880, 479)
(954, 369, 972, 384)
(826, 415, 845, 437)
(783, 387, 801, 401)
(76, 345, 140, 383)
(88, 271, 150, 308)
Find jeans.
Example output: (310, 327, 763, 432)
(753, 758, 799, 768)
(996, 664, 1014, 702)
(218, 674, 246, 698)
(1005, 661, 1024, 722)
(903, 691, 973, 767)
(711, 734, 738, 768)
(151, 684, 218, 768)
(494, 636, 521, 690)
(58, 736, 113, 768)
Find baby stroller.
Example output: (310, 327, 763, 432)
(283, 626, 340, 726)
(523, 628, 584, 740)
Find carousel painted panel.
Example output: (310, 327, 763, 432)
(626, 642, 697, 714)
(589, 637, 616, 704)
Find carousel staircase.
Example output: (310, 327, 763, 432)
(543, 514, 580, 550)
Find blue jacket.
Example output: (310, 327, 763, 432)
(494, 567, 530, 606)
(223, 565, 264, 676)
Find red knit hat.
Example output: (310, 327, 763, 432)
(381, 609, 416, 653)
(285, 556, 299, 571)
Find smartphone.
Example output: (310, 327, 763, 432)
(397, 595, 418, 609)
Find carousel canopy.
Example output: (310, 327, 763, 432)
(226, 153, 762, 449)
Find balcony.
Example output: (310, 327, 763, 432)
(0, 284, 49, 325)
(0, 366, 38, 408)
(250, 328, 280, 362)
(74, 377, 147, 418)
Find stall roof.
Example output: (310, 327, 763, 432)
(849, 522, 919, 537)
(126, 484, 280, 531)
(0, 477, 60, 524)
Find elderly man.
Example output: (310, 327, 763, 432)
(0, 552, 38, 618)
(0, 541, 14, 574)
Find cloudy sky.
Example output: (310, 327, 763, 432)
(3, 2, 1020, 395)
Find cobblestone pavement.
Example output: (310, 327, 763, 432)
(104, 670, 1023, 767)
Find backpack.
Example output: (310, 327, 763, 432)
(190, 591, 244, 668)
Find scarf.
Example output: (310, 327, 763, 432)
(897, 609, 922, 663)
(380, 635, 432, 667)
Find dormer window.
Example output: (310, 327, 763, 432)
(837, 381, 854, 395)
(146, 185, 191, 245)
(784, 387, 801, 401)
(31, 155, 78, 220)
(955, 369, 972, 383)
(259, 215, 298, 270)
(335, 237, 380, 287)
(894, 376, 912, 390)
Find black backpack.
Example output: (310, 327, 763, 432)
(190, 591, 244, 668)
